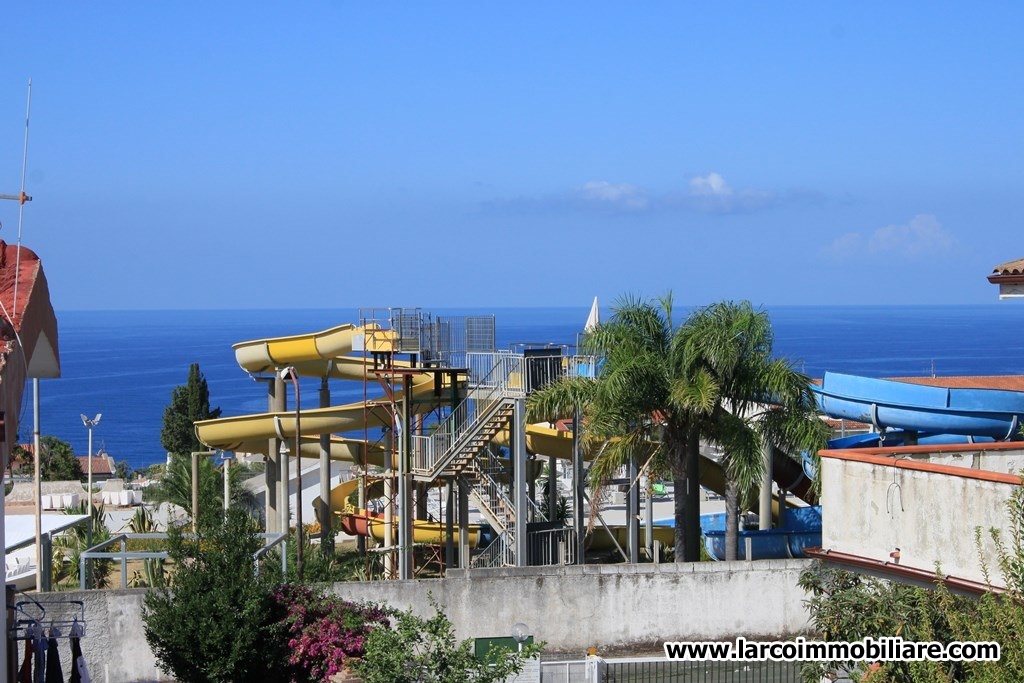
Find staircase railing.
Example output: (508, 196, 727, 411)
(463, 449, 515, 533)
(411, 352, 525, 478)
(472, 531, 514, 568)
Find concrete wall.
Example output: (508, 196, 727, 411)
(821, 447, 1021, 586)
(15, 589, 170, 683)
(45, 561, 812, 682)
(330, 561, 813, 653)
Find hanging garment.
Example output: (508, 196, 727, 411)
(44, 637, 62, 683)
(68, 635, 82, 683)
(74, 656, 90, 683)
(32, 633, 46, 683)
(18, 636, 32, 683)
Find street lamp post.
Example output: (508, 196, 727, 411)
(280, 367, 303, 582)
(80, 414, 101, 508)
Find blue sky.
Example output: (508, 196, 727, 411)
(1, 3, 1022, 310)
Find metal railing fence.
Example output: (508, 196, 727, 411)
(542, 657, 802, 682)
(79, 532, 288, 589)
(603, 658, 802, 682)
(528, 526, 577, 566)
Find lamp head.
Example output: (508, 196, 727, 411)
(511, 622, 529, 644)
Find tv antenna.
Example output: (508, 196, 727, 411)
(0, 79, 33, 318)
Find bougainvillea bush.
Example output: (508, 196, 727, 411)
(273, 584, 389, 683)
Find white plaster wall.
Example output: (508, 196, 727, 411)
(883, 446, 1024, 475)
(331, 561, 813, 653)
(821, 457, 1018, 585)
(46, 562, 813, 682)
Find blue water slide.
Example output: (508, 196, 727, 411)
(812, 372, 1024, 440)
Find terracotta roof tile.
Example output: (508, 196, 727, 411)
(992, 258, 1024, 276)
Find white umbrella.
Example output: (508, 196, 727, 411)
(584, 296, 600, 332)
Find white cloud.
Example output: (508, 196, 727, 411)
(823, 214, 955, 259)
(575, 181, 648, 209)
(483, 172, 788, 216)
(688, 172, 732, 197)
(684, 172, 775, 213)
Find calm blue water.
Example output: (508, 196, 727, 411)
(29, 305, 1024, 473)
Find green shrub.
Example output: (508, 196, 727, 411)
(353, 598, 542, 683)
(142, 507, 288, 683)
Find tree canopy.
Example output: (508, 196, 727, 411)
(161, 363, 221, 458)
(39, 436, 83, 481)
(527, 294, 826, 562)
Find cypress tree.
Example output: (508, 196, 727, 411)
(160, 363, 222, 458)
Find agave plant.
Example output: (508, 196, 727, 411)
(51, 501, 113, 590)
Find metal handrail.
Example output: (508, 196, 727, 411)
(411, 352, 524, 478)
(471, 531, 514, 568)
(253, 532, 289, 577)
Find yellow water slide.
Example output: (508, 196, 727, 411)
(513, 422, 734, 498)
(194, 324, 457, 464)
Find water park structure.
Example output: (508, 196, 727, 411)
(193, 306, 824, 577)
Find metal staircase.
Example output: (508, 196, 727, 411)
(409, 353, 526, 566)
(408, 350, 585, 568)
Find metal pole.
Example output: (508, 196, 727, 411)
(759, 441, 773, 530)
(399, 373, 413, 580)
(33, 378, 41, 592)
(572, 406, 585, 565)
(319, 377, 331, 557)
(627, 455, 639, 563)
(513, 398, 528, 567)
(276, 374, 288, 537)
(644, 471, 653, 560)
(283, 368, 304, 582)
(87, 423, 93, 506)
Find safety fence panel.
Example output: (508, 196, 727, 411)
(601, 658, 802, 682)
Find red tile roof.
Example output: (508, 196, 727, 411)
(988, 258, 1024, 285)
(991, 258, 1024, 276)
(77, 454, 114, 476)
(0, 240, 60, 460)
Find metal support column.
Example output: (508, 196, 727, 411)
(644, 471, 654, 560)
(398, 374, 414, 580)
(759, 441, 773, 530)
(274, 374, 288, 535)
(458, 477, 470, 569)
(513, 397, 528, 567)
(383, 428, 394, 579)
(627, 455, 639, 563)
(572, 407, 585, 565)
(445, 482, 455, 569)
(319, 377, 332, 555)
(547, 456, 559, 521)
(261, 377, 280, 533)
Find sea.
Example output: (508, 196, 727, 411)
(30, 304, 1024, 474)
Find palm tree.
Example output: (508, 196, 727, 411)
(528, 292, 710, 561)
(679, 301, 828, 560)
(145, 454, 257, 530)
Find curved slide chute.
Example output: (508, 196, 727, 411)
(195, 324, 461, 455)
(814, 372, 1024, 440)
